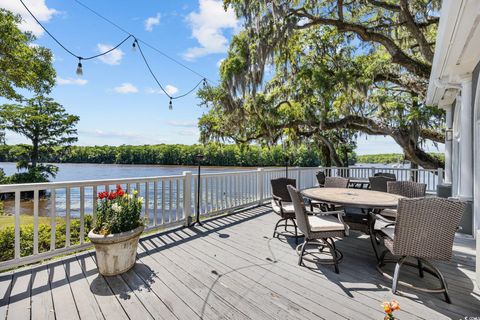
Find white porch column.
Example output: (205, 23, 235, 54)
(458, 75, 474, 200)
(444, 105, 454, 184)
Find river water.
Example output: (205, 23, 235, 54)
(0, 162, 255, 219)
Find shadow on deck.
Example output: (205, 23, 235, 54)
(0, 205, 478, 319)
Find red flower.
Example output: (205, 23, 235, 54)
(98, 191, 108, 199)
(108, 191, 118, 200)
(117, 189, 125, 197)
(116, 184, 123, 191)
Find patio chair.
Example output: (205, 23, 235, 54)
(287, 185, 348, 273)
(374, 172, 397, 180)
(379, 181, 427, 219)
(377, 197, 466, 303)
(369, 176, 396, 192)
(310, 176, 349, 212)
(324, 176, 349, 188)
(316, 171, 326, 187)
(271, 178, 301, 243)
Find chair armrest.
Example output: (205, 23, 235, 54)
(374, 214, 396, 224)
(272, 195, 283, 207)
(311, 210, 349, 236)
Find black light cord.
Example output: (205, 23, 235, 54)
(18, 0, 211, 106)
(19, 0, 132, 61)
(73, 0, 216, 85)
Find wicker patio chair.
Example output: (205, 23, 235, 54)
(316, 171, 326, 187)
(374, 172, 397, 180)
(271, 178, 301, 243)
(379, 181, 427, 219)
(310, 176, 349, 212)
(287, 185, 348, 273)
(324, 176, 349, 188)
(377, 197, 466, 303)
(369, 176, 396, 192)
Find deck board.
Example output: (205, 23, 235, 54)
(1, 204, 479, 319)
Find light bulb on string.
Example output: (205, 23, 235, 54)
(132, 39, 137, 52)
(202, 78, 207, 87)
(76, 58, 83, 76)
(169, 97, 173, 110)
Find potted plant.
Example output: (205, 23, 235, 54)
(88, 185, 145, 276)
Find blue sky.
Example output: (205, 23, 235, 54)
(1, 0, 443, 155)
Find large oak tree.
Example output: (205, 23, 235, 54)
(199, 0, 444, 168)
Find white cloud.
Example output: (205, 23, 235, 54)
(96, 44, 124, 65)
(113, 83, 138, 94)
(145, 84, 179, 96)
(56, 76, 88, 86)
(216, 58, 225, 68)
(1, 0, 58, 37)
(144, 13, 161, 31)
(183, 0, 239, 60)
(165, 85, 179, 96)
(167, 120, 197, 127)
(178, 128, 200, 136)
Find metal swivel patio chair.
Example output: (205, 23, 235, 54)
(377, 197, 466, 303)
(271, 178, 301, 243)
(287, 185, 348, 273)
(316, 171, 326, 187)
(374, 172, 397, 180)
(369, 176, 396, 192)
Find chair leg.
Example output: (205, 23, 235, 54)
(291, 219, 299, 244)
(392, 256, 406, 294)
(421, 259, 451, 304)
(272, 219, 285, 238)
(298, 240, 307, 266)
(324, 238, 339, 274)
(417, 259, 424, 278)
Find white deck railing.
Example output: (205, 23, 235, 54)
(0, 165, 442, 270)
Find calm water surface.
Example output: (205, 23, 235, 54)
(0, 162, 252, 182)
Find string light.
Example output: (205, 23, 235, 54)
(19, 0, 213, 108)
(76, 59, 83, 76)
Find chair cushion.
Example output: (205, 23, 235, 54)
(308, 215, 345, 232)
(380, 208, 397, 218)
(271, 199, 295, 214)
(381, 226, 395, 240)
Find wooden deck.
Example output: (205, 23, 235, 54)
(0, 204, 478, 319)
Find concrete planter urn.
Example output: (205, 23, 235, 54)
(88, 225, 144, 276)
(89, 185, 145, 276)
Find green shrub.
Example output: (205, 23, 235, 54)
(0, 215, 93, 262)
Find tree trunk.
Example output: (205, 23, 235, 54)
(31, 139, 39, 168)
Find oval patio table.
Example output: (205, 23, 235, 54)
(302, 188, 403, 210)
(301, 187, 404, 260)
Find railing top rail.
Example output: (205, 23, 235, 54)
(0, 174, 186, 192)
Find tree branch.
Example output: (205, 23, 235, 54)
(399, 0, 434, 61)
(291, 8, 432, 79)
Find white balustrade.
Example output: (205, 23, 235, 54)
(0, 165, 441, 270)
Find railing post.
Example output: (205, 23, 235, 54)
(438, 168, 444, 186)
(257, 168, 264, 205)
(296, 166, 301, 189)
(371, 167, 376, 177)
(183, 171, 192, 226)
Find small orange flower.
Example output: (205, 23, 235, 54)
(390, 300, 400, 311)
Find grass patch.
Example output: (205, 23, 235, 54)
(0, 215, 64, 230)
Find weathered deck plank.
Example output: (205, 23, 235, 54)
(0, 204, 478, 320)
(30, 266, 54, 320)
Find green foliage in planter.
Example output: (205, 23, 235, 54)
(0, 215, 93, 262)
(93, 186, 144, 235)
